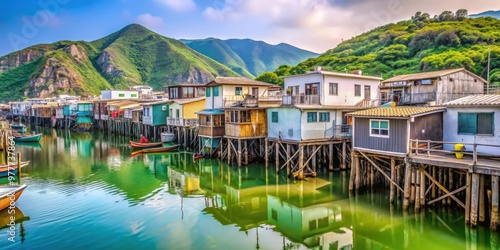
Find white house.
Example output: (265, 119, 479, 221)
(101, 90, 139, 99)
(130, 85, 153, 96)
(204, 77, 279, 109)
(267, 68, 382, 141)
(283, 67, 382, 106)
(442, 95, 500, 155)
(9, 101, 30, 116)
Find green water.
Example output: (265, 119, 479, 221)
(0, 128, 497, 249)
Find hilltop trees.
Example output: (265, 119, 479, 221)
(256, 9, 500, 87)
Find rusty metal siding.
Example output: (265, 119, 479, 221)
(354, 118, 407, 153)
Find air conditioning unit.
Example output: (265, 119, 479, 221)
(162, 105, 167, 111)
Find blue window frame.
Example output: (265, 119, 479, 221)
(307, 112, 317, 123)
(319, 112, 330, 122)
(271, 112, 278, 123)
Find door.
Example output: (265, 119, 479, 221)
(364, 85, 371, 100)
(252, 87, 259, 98)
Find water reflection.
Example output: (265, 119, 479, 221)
(0, 129, 496, 249)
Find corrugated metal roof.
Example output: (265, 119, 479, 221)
(442, 94, 500, 106)
(382, 68, 487, 84)
(348, 106, 445, 118)
(205, 77, 277, 87)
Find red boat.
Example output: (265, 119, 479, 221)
(130, 144, 179, 156)
(129, 141, 163, 149)
(193, 154, 204, 161)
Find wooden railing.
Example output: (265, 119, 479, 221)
(409, 139, 500, 165)
(167, 118, 199, 127)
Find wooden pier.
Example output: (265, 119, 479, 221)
(265, 138, 351, 178)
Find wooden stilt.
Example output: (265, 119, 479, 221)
(420, 167, 426, 207)
(471, 173, 480, 228)
(466, 172, 472, 225)
(329, 143, 334, 171)
(415, 168, 421, 211)
(403, 162, 412, 211)
(390, 157, 395, 204)
(275, 141, 280, 172)
(349, 152, 356, 192)
(479, 175, 485, 223)
(312, 145, 317, 174)
(354, 153, 360, 191)
(298, 146, 304, 180)
(491, 175, 499, 231)
(341, 140, 346, 169)
(265, 139, 268, 168)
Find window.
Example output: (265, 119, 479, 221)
(118, 93, 125, 97)
(206, 87, 211, 97)
(370, 119, 389, 137)
(183, 87, 195, 98)
(329, 83, 338, 95)
(169, 88, 178, 99)
(214, 86, 219, 97)
(169, 109, 172, 117)
(176, 109, 180, 118)
(305, 83, 319, 95)
(319, 112, 330, 122)
(131, 94, 137, 97)
(307, 112, 317, 123)
(271, 112, 278, 123)
(227, 111, 251, 123)
(354, 85, 361, 96)
(458, 113, 494, 135)
(235, 87, 243, 96)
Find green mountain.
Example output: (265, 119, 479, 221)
(181, 38, 319, 77)
(258, 11, 500, 88)
(0, 24, 240, 101)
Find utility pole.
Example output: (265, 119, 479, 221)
(487, 46, 491, 94)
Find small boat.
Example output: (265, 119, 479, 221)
(129, 141, 163, 149)
(161, 132, 175, 143)
(193, 153, 204, 161)
(10, 124, 26, 134)
(131, 144, 179, 155)
(0, 161, 30, 178)
(0, 184, 27, 211)
(13, 133, 42, 142)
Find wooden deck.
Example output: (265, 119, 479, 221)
(409, 140, 500, 176)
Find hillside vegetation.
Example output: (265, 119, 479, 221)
(257, 10, 500, 87)
(0, 24, 239, 101)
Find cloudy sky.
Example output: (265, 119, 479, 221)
(0, 0, 499, 56)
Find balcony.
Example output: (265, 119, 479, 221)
(282, 95, 320, 105)
(143, 116, 152, 125)
(167, 118, 199, 127)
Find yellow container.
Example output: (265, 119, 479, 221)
(455, 144, 464, 159)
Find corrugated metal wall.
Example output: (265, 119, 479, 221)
(354, 118, 407, 153)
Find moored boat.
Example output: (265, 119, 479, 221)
(129, 141, 163, 149)
(0, 161, 30, 178)
(131, 144, 179, 156)
(13, 133, 42, 142)
(0, 184, 27, 211)
(160, 132, 175, 143)
(10, 124, 26, 134)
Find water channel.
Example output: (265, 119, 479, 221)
(0, 127, 497, 249)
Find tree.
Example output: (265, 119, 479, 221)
(255, 72, 282, 87)
(456, 9, 468, 21)
(438, 11, 455, 22)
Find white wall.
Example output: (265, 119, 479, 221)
(101, 90, 139, 99)
(169, 102, 183, 118)
(300, 110, 338, 140)
(267, 107, 301, 141)
(284, 72, 380, 105)
(443, 107, 500, 155)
